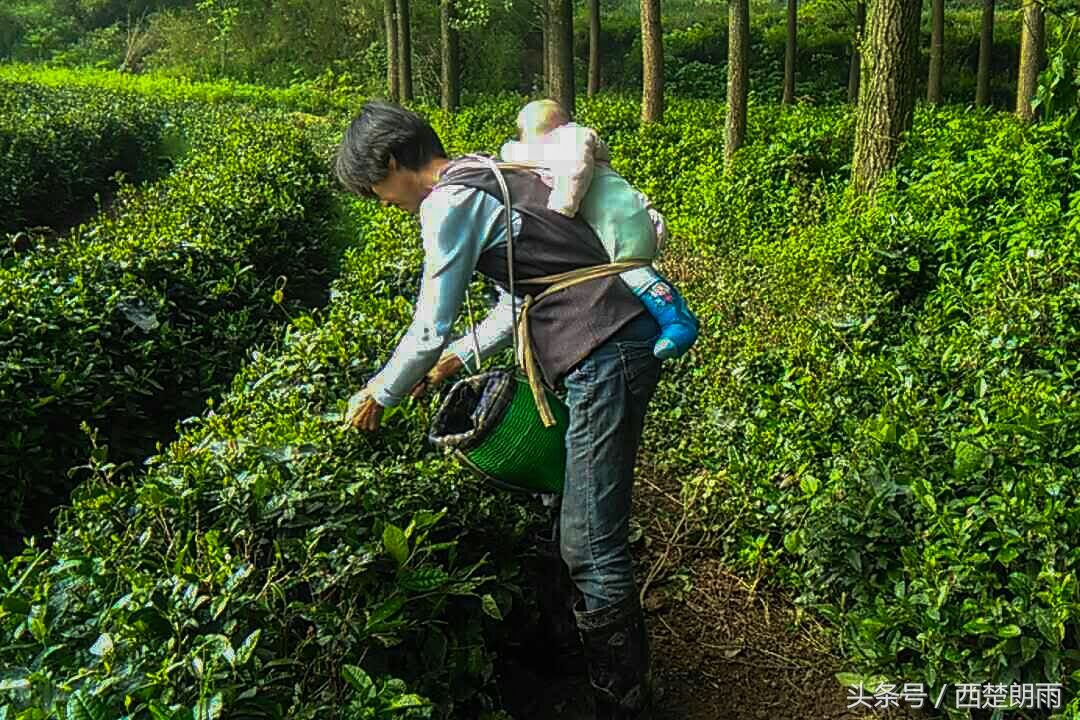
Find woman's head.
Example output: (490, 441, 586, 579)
(334, 101, 447, 212)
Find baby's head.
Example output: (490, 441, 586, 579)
(516, 99, 569, 142)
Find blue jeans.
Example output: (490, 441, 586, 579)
(558, 312, 662, 611)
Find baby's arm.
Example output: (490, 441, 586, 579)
(648, 206, 669, 255)
(627, 176, 668, 255)
(547, 124, 600, 217)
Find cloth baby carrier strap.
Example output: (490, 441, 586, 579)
(514, 260, 650, 427)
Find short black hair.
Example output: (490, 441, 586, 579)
(334, 101, 447, 197)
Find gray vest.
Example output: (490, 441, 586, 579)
(435, 155, 645, 387)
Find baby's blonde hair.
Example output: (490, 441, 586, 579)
(516, 99, 569, 140)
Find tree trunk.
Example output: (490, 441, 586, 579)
(725, 0, 750, 164)
(851, 0, 923, 193)
(783, 0, 797, 104)
(1016, 0, 1045, 122)
(975, 0, 994, 106)
(927, 0, 944, 103)
(384, 0, 399, 101)
(441, 0, 460, 111)
(541, 20, 550, 95)
(396, 0, 413, 102)
(641, 0, 663, 122)
(848, 0, 866, 103)
(588, 0, 601, 97)
(549, 0, 575, 114)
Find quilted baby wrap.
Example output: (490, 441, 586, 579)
(500, 124, 659, 263)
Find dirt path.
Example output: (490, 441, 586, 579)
(497, 456, 925, 720)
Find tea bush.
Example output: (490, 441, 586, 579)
(0, 65, 364, 116)
(0, 86, 552, 720)
(0, 101, 339, 550)
(1, 82, 1077, 719)
(0, 80, 166, 233)
(0, 193, 532, 720)
(799, 117, 1079, 709)
(636, 105, 1080, 713)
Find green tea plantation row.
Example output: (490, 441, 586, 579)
(0, 188, 534, 720)
(0, 81, 168, 234)
(1, 79, 1078, 719)
(0, 86, 345, 551)
(623, 104, 1080, 713)
(0, 66, 370, 118)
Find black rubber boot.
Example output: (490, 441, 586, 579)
(574, 593, 653, 720)
(528, 511, 585, 670)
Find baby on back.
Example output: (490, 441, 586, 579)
(500, 99, 698, 360)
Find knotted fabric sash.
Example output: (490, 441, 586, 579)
(514, 260, 650, 427)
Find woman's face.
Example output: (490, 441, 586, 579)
(371, 158, 424, 214)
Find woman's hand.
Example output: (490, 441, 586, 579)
(344, 387, 384, 432)
(410, 353, 466, 399)
(345, 354, 465, 431)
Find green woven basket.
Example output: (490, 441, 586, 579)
(428, 369, 569, 494)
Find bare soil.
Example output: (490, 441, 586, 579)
(496, 456, 928, 720)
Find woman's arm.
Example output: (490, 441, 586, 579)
(366, 186, 491, 407)
(365, 185, 521, 407)
(445, 285, 518, 372)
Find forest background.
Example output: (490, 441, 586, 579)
(0, 0, 1071, 107)
(2, 0, 1080, 718)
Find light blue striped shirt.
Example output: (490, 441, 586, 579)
(367, 183, 523, 407)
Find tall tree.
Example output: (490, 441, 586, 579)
(396, 0, 413, 102)
(783, 0, 797, 104)
(848, 1, 867, 102)
(441, 0, 461, 111)
(725, 0, 750, 163)
(851, 0, 923, 192)
(641, 0, 663, 121)
(975, 0, 994, 106)
(927, 0, 944, 103)
(384, 0, 399, 101)
(588, 0, 601, 97)
(549, 0, 575, 114)
(541, 20, 550, 95)
(1016, 0, 1045, 122)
